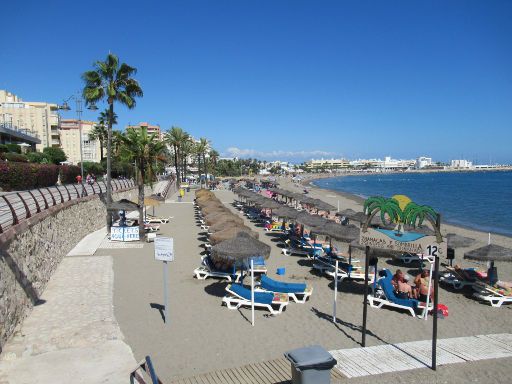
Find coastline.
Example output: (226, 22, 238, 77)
(300, 173, 512, 240)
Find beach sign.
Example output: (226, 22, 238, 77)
(154, 237, 174, 262)
(359, 227, 446, 257)
(359, 195, 446, 256)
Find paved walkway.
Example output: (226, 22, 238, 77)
(0, 245, 136, 383)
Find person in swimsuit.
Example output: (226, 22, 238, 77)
(414, 269, 433, 302)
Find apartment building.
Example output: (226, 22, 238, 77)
(126, 121, 162, 140)
(59, 119, 101, 164)
(0, 90, 59, 151)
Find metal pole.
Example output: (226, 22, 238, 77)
(432, 255, 439, 370)
(424, 259, 434, 320)
(251, 259, 255, 327)
(362, 246, 370, 347)
(76, 96, 85, 197)
(333, 259, 338, 322)
(163, 261, 169, 325)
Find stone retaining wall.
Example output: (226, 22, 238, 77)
(0, 186, 150, 352)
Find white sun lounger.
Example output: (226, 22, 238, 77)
(145, 215, 170, 224)
(193, 257, 241, 282)
(222, 284, 289, 315)
(472, 283, 512, 307)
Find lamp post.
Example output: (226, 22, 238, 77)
(59, 93, 97, 196)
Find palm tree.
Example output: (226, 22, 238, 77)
(165, 127, 190, 182)
(363, 196, 403, 231)
(89, 109, 117, 162)
(82, 53, 143, 230)
(402, 202, 442, 242)
(180, 138, 194, 183)
(119, 127, 166, 240)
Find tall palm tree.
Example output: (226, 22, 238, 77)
(119, 127, 166, 240)
(198, 138, 209, 186)
(89, 109, 117, 162)
(363, 196, 403, 230)
(209, 149, 219, 176)
(192, 141, 202, 187)
(165, 127, 189, 182)
(180, 138, 194, 183)
(82, 53, 143, 230)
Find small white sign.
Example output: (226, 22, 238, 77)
(154, 237, 174, 262)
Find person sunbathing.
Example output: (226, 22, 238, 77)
(414, 269, 434, 302)
(392, 270, 414, 299)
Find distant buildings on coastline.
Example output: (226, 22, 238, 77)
(304, 156, 509, 172)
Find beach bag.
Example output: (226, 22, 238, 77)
(430, 303, 448, 317)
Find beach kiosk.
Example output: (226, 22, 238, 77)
(108, 199, 141, 242)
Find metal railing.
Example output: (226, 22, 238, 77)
(0, 179, 135, 234)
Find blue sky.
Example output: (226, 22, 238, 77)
(2, 0, 511, 163)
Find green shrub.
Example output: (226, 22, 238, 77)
(1, 153, 28, 162)
(60, 165, 81, 184)
(79, 161, 104, 175)
(0, 163, 59, 191)
(5, 144, 21, 153)
(27, 152, 50, 163)
(0, 144, 9, 153)
(43, 147, 67, 164)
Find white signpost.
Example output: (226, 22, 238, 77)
(154, 237, 174, 324)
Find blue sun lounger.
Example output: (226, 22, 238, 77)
(222, 283, 289, 315)
(258, 275, 313, 303)
(367, 269, 430, 317)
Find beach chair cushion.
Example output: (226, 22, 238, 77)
(230, 283, 273, 305)
(260, 275, 306, 294)
(379, 274, 418, 309)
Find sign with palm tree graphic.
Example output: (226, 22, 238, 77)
(359, 195, 446, 256)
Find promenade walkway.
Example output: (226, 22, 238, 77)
(0, 231, 137, 383)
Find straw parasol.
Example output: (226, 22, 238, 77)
(208, 218, 244, 233)
(446, 233, 475, 248)
(464, 244, 512, 263)
(272, 206, 300, 220)
(209, 226, 258, 245)
(201, 204, 229, 215)
(296, 211, 331, 228)
(204, 211, 238, 226)
(211, 232, 271, 265)
(315, 222, 360, 243)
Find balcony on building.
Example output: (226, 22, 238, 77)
(0, 122, 41, 150)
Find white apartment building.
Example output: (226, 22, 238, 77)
(416, 156, 433, 169)
(59, 119, 101, 164)
(451, 159, 473, 169)
(306, 158, 350, 169)
(0, 90, 60, 151)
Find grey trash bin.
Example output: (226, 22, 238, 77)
(284, 345, 337, 384)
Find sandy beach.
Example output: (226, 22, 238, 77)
(98, 184, 512, 383)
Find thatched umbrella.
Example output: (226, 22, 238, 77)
(317, 222, 360, 243)
(201, 204, 229, 216)
(195, 189, 213, 198)
(252, 197, 281, 210)
(211, 231, 271, 265)
(208, 218, 244, 233)
(209, 226, 258, 245)
(464, 244, 512, 263)
(273, 206, 300, 220)
(464, 244, 512, 285)
(447, 233, 475, 248)
(296, 211, 331, 228)
(204, 211, 238, 226)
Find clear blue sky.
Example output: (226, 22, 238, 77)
(2, 0, 511, 163)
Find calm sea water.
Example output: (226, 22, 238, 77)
(312, 171, 512, 237)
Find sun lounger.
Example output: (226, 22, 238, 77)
(222, 283, 289, 315)
(256, 275, 313, 303)
(193, 256, 241, 282)
(145, 215, 170, 224)
(440, 266, 485, 290)
(472, 281, 512, 307)
(398, 253, 424, 264)
(367, 269, 432, 317)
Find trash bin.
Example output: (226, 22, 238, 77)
(284, 345, 337, 384)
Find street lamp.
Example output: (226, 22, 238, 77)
(59, 93, 97, 196)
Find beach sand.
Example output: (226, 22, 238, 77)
(101, 185, 512, 383)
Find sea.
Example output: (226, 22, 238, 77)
(312, 171, 512, 237)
